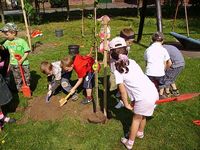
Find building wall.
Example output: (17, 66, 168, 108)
(69, 0, 94, 5)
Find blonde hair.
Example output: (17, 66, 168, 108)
(60, 56, 73, 70)
(40, 61, 52, 75)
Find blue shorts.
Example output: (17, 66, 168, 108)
(147, 75, 165, 89)
(83, 72, 94, 89)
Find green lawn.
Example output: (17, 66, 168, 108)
(0, 16, 200, 150)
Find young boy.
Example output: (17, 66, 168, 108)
(120, 27, 135, 52)
(144, 32, 170, 99)
(0, 23, 31, 92)
(40, 61, 78, 103)
(162, 44, 185, 97)
(61, 53, 95, 104)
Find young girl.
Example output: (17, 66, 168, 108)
(109, 37, 158, 149)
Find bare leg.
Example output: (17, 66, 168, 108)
(86, 88, 92, 97)
(129, 114, 143, 141)
(165, 87, 170, 93)
(171, 83, 177, 90)
(159, 88, 164, 95)
(138, 116, 146, 132)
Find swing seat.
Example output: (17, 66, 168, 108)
(170, 32, 200, 50)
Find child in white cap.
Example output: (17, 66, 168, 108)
(109, 37, 158, 149)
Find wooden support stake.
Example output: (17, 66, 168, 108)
(103, 19, 108, 117)
(20, 0, 32, 50)
(183, 0, 189, 37)
(94, 2, 99, 113)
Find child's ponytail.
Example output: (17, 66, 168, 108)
(111, 48, 129, 74)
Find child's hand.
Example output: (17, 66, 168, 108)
(48, 84, 52, 90)
(69, 89, 76, 95)
(47, 90, 52, 96)
(125, 104, 133, 111)
(18, 59, 23, 65)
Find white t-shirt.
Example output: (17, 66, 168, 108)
(144, 42, 170, 77)
(52, 61, 62, 81)
(114, 59, 158, 101)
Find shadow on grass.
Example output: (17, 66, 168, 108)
(2, 92, 19, 114)
(30, 70, 41, 92)
(98, 75, 133, 136)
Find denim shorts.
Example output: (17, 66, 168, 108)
(147, 75, 164, 89)
(163, 66, 184, 88)
(83, 72, 94, 89)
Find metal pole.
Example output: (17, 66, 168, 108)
(20, 0, 32, 50)
(155, 0, 163, 32)
(137, 0, 147, 42)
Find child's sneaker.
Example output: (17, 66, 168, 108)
(171, 89, 180, 97)
(81, 97, 92, 104)
(71, 93, 78, 101)
(136, 131, 144, 139)
(121, 137, 133, 150)
(0, 117, 16, 123)
(159, 94, 166, 99)
(165, 92, 172, 98)
(115, 100, 124, 109)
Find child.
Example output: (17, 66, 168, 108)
(61, 53, 95, 104)
(0, 23, 31, 92)
(97, 15, 111, 53)
(162, 44, 185, 97)
(144, 32, 170, 99)
(120, 27, 135, 52)
(0, 74, 16, 129)
(109, 37, 158, 149)
(114, 28, 135, 108)
(40, 61, 78, 102)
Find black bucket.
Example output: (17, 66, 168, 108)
(68, 45, 80, 55)
(55, 29, 64, 37)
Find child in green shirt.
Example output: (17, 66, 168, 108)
(0, 23, 31, 92)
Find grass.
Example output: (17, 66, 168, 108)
(0, 16, 200, 150)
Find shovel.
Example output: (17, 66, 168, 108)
(155, 93, 200, 104)
(14, 54, 31, 98)
(59, 92, 72, 107)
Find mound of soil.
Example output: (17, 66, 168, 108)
(19, 95, 105, 124)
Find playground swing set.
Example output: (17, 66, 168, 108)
(170, 0, 200, 50)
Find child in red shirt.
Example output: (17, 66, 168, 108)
(61, 54, 94, 104)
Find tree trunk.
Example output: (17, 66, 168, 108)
(0, 0, 5, 24)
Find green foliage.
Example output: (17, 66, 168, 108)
(24, 0, 41, 25)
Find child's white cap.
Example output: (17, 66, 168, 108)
(109, 37, 127, 50)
